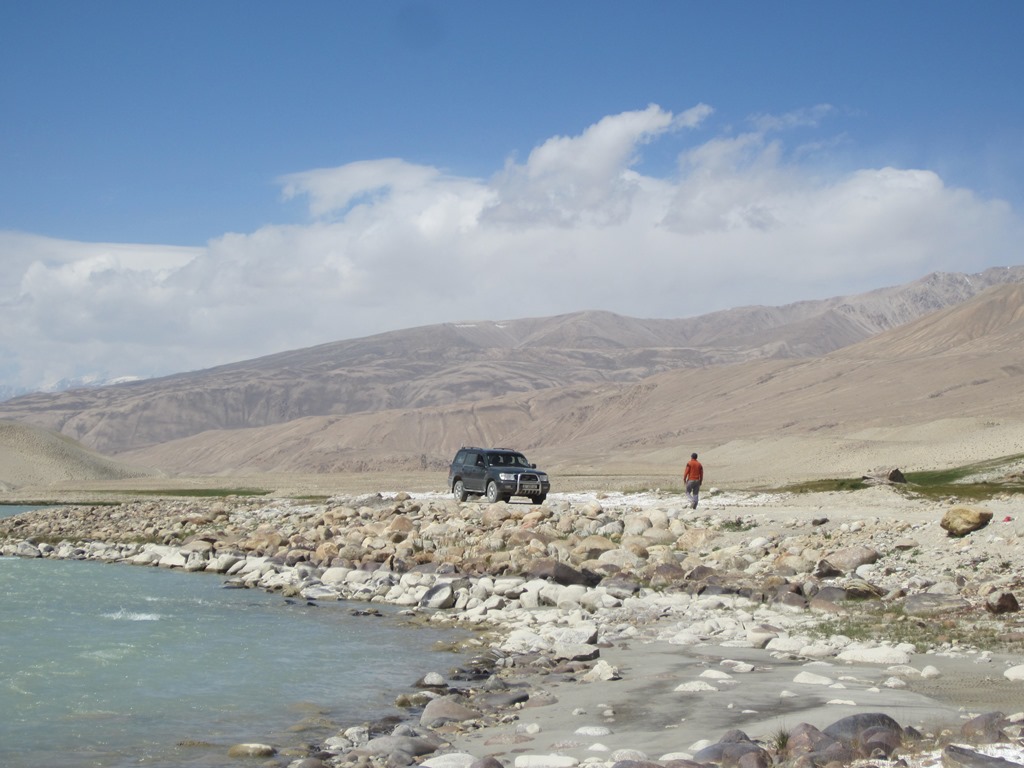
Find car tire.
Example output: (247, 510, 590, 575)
(453, 480, 468, 502)
(485, 481, 504, 504)
(531, 494, 546, 505)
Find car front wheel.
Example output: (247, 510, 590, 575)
(453, 480, 468, 502)
(531, 494, 547, 505)
(485, 481, 505, 504)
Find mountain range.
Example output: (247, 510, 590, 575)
(1, 265, 1023, 489)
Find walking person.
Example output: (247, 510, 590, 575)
(684, 452, 703, 509)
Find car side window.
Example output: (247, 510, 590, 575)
(472, 453, 484, 467)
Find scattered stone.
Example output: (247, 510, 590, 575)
(942, 506, 993, 536)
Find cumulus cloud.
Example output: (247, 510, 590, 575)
(1, 103, 1020, 392)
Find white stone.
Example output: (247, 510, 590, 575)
(836, 646, 910, 665)
(674, 680, 718, 692)
(699, 669, 734, 681)
(793, 671, 834, 686)
(574, 726, 613, 736)
(421, 753, 477, 768)
(1004, 665, 1024, 681)
(514, 755, 580, 768)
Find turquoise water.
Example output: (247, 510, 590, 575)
(1, 504, 46, 518)
(0, 555, 467, 767)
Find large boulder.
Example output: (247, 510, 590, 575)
(941, 506, 992, 537)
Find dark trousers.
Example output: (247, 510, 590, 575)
(685, 480, 701, 508)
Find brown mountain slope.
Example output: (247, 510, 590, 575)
(1, 266, 1021, 459)
(0, 421, 157, 491)
(116, 283, 1024, 487)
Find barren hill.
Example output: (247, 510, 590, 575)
(0, 421, 156, 491)
(2, 267, 1023, 489)
(1, 267, 1021, 456)
(114, 280, 1024, 487)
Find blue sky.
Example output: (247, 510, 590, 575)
(1, 1, 1023, 393)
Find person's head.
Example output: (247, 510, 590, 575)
(691, 453, 698, 460)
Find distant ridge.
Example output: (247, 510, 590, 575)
(1, 266, 1023, 487)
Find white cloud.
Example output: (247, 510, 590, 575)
(1, 103, 1020, 392)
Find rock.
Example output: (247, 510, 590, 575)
(783, 722, 840, 760)
(824, 545, 880, 574)
(227, 742, 277, 757)
(420, 583, 457, 609)
(582, 659, 621, 681)
(902, 593, 971, 616)
(513, 756, 580, 768)
(942, 744, 1024, 768)
(960, 712, 1009, 744)
(1004, 665, 1024, 682)
(822, 713, 902, 754)
(836, 646, 911, 665)
(941, 506, 993, 537)
(420, 754, 478, 768)
(361, 734, 441, 757)
(419, 695, 479, 728)
(792, 671, 834, 686)
(862, 468, 906, 484)
(524, 559, 599, 587)
(692, 731, 768, 767)
(986, 591, 1020, 614)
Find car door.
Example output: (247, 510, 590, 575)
(463, 451, 486, 493)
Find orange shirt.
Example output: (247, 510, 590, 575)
(684, 459, 703, 482)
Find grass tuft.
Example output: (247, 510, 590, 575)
(780, 453, 1024, 501)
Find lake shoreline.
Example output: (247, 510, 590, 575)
(3, 487, 1023, 767)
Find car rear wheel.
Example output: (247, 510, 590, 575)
(485, 481, 505, 504)
(453, 480, 468, 502)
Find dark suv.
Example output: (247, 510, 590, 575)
(448, 447, 550, 504)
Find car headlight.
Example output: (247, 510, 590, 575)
(536, 473, 548, 481)
(498, 472, 515, 481)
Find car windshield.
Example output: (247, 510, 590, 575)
(488, 453, 529, 467)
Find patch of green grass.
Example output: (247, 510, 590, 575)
(781, 453, 1024, 501)
(87, 488, 272, 498)
(769, 726, 790, 752)
(783, 478, 869, 494)
(808, 603, 1024, 654)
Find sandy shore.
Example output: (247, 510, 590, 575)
(443, 638, 1024, 763)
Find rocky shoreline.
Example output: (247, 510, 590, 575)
(3, 486, 1024, 768)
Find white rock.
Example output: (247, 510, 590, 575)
(699, 669, 734, 681)
(793, 671, 834, 686)
(610, 749, 648, 761)
(765, 636, 805, 653)
(514, 755, 580, 768)
(836, 646, 910, 665)
(1004, 665, 1024, 681)
(674, 680, 718, 692)
(420, 754, 477, 768)
(574, 726, 613, 736)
